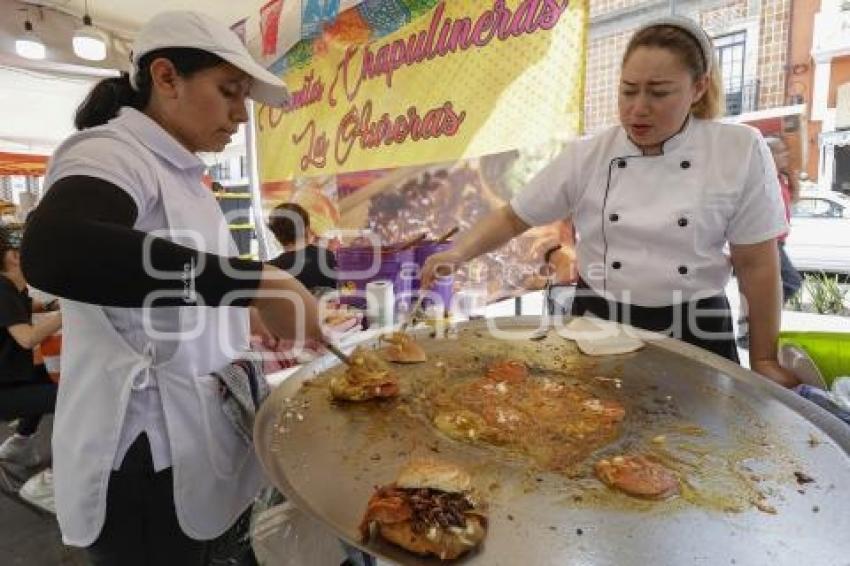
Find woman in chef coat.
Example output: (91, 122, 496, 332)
(422, 16, 797, 387)
(20, 11, 323, 565)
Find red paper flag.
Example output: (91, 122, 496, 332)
(260, 0, 284, 56)
(230, 17, 248, 45)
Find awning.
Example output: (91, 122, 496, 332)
(720, 104, 807, 134)
(0, 152, 48, 177)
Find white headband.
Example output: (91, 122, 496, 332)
(633, 16, 713, 73)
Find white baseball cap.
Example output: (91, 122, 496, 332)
(129, 11, 289, 107)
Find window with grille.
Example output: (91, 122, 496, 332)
(714, 31, 749, 115)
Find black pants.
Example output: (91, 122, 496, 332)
(572, 279, 740, 363)
(0, 365, 56, 436)
(778, 241, 802, 303)
(87, 435, 209, 566)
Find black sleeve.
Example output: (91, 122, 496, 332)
(297, 246, 336, 290)
(318, 247, 338, 289)
(268, 252, 293, 272)
(268, 247, 336, 291)
(325, 248, 338, 271)
(22, 176, 262, 308)
(0, 285, 29, 328)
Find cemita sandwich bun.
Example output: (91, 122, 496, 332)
(395, 459, 472, 492)
(360, 460, 487, 560)
(330, 346, 400, 401)
(380, 332, 428, 364)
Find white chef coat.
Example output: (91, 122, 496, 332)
(45, 107, 264, 546)
(511, 117, 788, 307)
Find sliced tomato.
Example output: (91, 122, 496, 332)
(595, 454, 679, 500)
(359, 491, 413, 540)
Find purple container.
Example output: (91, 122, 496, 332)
(336, 246, 416, 313)
(412, 241, 454, 313)
(413, 241, 452, 268)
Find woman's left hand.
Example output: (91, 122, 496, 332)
(751, 359, 801, 388)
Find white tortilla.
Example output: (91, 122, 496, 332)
(561, 317, 645, 356)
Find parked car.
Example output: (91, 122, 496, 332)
(784, 190, 850, 274)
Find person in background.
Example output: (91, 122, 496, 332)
(21, 11, 322, 565)
(765, 136, 803, 303)
(422, 16, 798, 387)
(0, 224, 62, 469)
(541, 242, 578, 316)
(268, 202, 337, 292)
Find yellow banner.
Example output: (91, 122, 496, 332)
(255, 0, 587, 181)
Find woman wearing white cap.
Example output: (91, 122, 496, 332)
(22, 11, 322, 564)
(422, 16, 798, 388)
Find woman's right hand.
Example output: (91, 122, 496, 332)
(251, 264, 323, 343)
(420, 206, 530, 291)
(420, 249, 464, 292)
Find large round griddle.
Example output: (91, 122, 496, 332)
(254, 317, 850, 566)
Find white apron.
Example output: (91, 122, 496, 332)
(52, 154, 263, 546)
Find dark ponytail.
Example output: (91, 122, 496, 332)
(74, 73, 140, 130)
(74, 47, 225, 130)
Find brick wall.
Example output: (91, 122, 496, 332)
(589, 0, 653, 19)
(757, 0, 791, 108)
(700, 1, 748, 29)
(584, 30, 631, 132)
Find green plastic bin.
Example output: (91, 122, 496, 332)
(778, 331, 850, 387)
